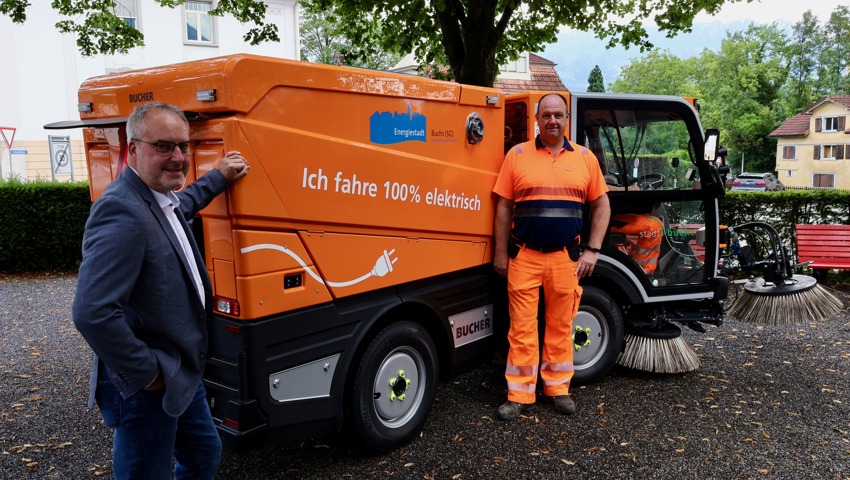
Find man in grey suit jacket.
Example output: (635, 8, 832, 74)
(73, 102, 249, 479)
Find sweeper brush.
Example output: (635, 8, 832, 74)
(727, 274, 843, 325)
(725, 222, 843, 325)
(616, 324, 700, 374)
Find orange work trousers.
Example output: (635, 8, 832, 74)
(610, 214, 662, 275)
(505, 247, 581, 404)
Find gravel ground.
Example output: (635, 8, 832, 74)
(2, 273, 849, 479)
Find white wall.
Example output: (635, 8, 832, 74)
(0, 0, 299, 181)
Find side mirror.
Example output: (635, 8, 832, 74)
(704, 128, 719, 162)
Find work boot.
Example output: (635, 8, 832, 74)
(552, 395, 576, 415)
(497, 401, 533, 421)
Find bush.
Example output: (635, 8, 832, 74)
(720, 188, 850, 261)
(0, 179, 91, 272)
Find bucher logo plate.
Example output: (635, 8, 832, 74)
(450, 305, 493, 348)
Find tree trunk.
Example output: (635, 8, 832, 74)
(433, 0, 502, 87)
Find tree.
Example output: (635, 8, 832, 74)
(783, 11, 821, 112)
(0, 0, 278, 57)
(815, 5, 850, 96)
(587, 65, 605, 92)
(299, 0, 400, 70)
(2, 0, 746, 87)
(609, 49, 699, 97)
(316, 0, 747, 87)
(698, 24, 790, 174)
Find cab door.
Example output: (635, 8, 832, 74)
(573, 95, 720, 294)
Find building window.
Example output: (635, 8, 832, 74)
(185, 1, 216, 45)
(813, 145, 846, 160)
(114, 0, 139, 29)
(786, 170, 792, 177)
(823, 117, 840, 132)
(781, 145, 796, 160)
(500, 53, 528, 74)
(812, 173, 835, 189)
(817, 115, 846, 133)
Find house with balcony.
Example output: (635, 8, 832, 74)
(770, 96, 850, 189)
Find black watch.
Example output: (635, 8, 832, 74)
(580, 244, 601, 253)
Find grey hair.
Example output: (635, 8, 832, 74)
(126, 102, 189, 140)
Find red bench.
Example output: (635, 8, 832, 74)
(795, 224, 850, 278)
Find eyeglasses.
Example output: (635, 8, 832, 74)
(133, 139, 191, 156)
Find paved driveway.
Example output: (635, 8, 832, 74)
(2, 274, 849, 479)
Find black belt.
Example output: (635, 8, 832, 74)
(510, 236, 575, 254)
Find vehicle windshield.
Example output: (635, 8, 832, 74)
(580, 104, 708, 287)
(583, 109, 697, 191)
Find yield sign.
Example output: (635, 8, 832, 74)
(0, 127, 16, 150)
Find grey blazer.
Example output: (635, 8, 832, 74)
(73, 168, 229, 417)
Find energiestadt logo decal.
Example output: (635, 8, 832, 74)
(369, 105, 426, 144)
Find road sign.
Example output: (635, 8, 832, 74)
(49, 135, 72, 177)
(0, 127, 16, 150)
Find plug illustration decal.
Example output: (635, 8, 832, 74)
(241, 244, 398, 288)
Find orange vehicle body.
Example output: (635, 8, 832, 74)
(57, 54, 730, 452)
(77, 54, 507, 319)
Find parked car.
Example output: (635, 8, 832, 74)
(730, 172, 784, 191)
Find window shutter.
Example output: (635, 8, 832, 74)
(815, 118, 822, 132)
(840, 116, 846, 132)
(783, 146, 796, 159)
(838, 145, 845, 160)
(814, 145, 821, 160)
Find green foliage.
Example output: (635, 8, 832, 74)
(720, 189, 850, 259)
(609, 49, 700, 96)
(3, 0, 278, 57)
(299, 0, 400, 71)
(0, 179, 91, 272)
(3, 0, 747, 86)
(817, 5, 850, 95)
(698, 24, 789, 174)
(612, 6, 850, 178)
(783, 11, 821, 112)
(587, 65, 605, 92)
(299, 0, 744, 87)
(0, 0, 28, 22)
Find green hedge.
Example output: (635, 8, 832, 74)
(0, 179, 91, 272)
(720, 189, 850, 256)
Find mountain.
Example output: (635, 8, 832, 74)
(542, 20, 786, 92)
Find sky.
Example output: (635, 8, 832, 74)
(694, 0, 844, 24)
(545, 0, 847, 92)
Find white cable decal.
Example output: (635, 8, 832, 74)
(240, 243, 398, 288)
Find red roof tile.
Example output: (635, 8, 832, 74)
(494, 66, 566, 94)
(769, 113, 810, 137)
(805, 96, 850, 113)
(528, 53, 556, 66)
(771, 96, 850, 137)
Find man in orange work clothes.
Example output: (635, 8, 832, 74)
(492, 93, 611, 420)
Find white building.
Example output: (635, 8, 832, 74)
(0, 0, 299, 182)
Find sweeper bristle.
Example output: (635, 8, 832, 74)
(728, 275, 843, 325)
(616, 325, 700, 374)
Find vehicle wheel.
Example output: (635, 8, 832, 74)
(571, 286, 625, 385)
(349, 321, 438, 453)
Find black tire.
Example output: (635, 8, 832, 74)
(571, 286, 625, 385)
(349, 321, 438, 453)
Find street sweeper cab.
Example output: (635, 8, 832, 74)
(47, 53, 805, 453)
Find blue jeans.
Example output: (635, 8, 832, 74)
(96, 368, 222, 479)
